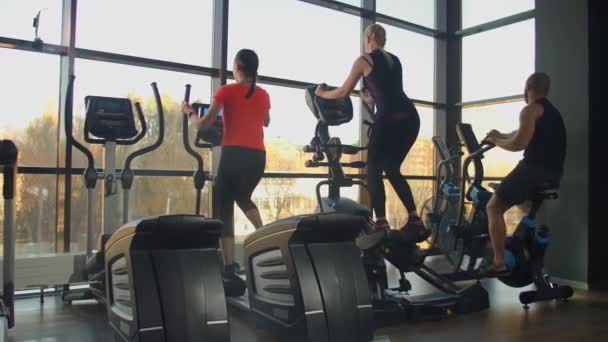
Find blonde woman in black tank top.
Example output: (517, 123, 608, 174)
(316, 24, 428, 242)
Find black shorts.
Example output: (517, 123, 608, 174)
(216, 146, 266, 237)
(496, 161, 561, 205)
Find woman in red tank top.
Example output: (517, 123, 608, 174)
(182, 49, 271, 296)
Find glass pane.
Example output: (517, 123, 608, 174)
(68, 175, 210, 252)
(461, 101, 524, 177)
(383, 24, 435, 101)
(0, 0, 62, 44)
(337, 0, 361, 6)
(127, 176, 211, 220)
(377, 0, 436, 29)
(77, 0, 213, 66)
(462, 20, 534, 102)
(234, 178, 362, 236)
(0, 175, 57, 256)
(229, 0, 360, 85)
(402, 106, 434, 176)
(68, 177, 102, 253)
(72, 59, 212, 170)
(260, 83, 361, 173)
(463, 0, 534, 29)
(385, 180, 433, 228)
(0, 49, 59, 167)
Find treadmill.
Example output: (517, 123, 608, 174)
(0, 140, 17, 342)
(63, 76, 229, 342)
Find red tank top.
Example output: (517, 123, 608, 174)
(213, 83, 270, 151)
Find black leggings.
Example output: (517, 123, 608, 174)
(216, 146, 266, 237)
(367, 113, 420, 219)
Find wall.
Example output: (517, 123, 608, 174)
(535, 0, 589, 285)
(587, 0, 606, 289)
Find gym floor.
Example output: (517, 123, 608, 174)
(11, 279, 608, 342)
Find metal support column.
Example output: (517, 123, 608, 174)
(445, 0, 462, 171)
(358, 0, 375, 208)
(57, 0, 77, 252)
(211, 0, 229, 220)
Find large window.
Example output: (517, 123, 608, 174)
(384, 24, 436, 102)
(0, 49, 59, 256)
(2, 0, 534, 285)
(462, 0, 534, 29)
(461, 101, 525, 177)
(125, 176, 210, 220)
(0, 49, 59, 167)
(72, 59, 212, 170)
(229, 0, 360, 86)
(0, 175, 57, 256)
(376, 0, 436, 29)
(77, 1, 213, 66)
(0, 0, 62, 44)
(68, 175, 210, 252)
(462, 19, 535, 102)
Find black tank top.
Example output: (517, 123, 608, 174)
(523, 98, 567, 174)
(363, 49, 416, 119)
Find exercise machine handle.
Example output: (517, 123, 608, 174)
(123, 82, 165, 180)
(123, 83, 164, 167)
(64, 75, 96, 186)
(182, 84, 204, 172)
(182, 84, 205, 215)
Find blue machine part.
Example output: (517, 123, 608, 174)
(522, 216, 537, 228)
(505, 250, 517, 271)
(535, 234, 549, 245)
(470, 185, 492, 206)
(442, 183, 460, 198)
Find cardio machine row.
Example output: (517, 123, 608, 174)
(51, 75, 571, 342)
(58, 77, 377, 342)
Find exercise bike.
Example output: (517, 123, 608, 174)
(447, 123, 573, 307)
(302, 85, 489, 326)
(419, 136, 462, 255)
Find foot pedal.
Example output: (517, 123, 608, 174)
(223, 275, 246, 297)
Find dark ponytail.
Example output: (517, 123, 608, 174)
(235, 49, 259, 99)
(247, 71, 257, 99)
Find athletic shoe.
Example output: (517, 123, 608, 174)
(223, 263, 246, 297)
(478, 262, 511, 278)
(401, 216, 431, 243)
